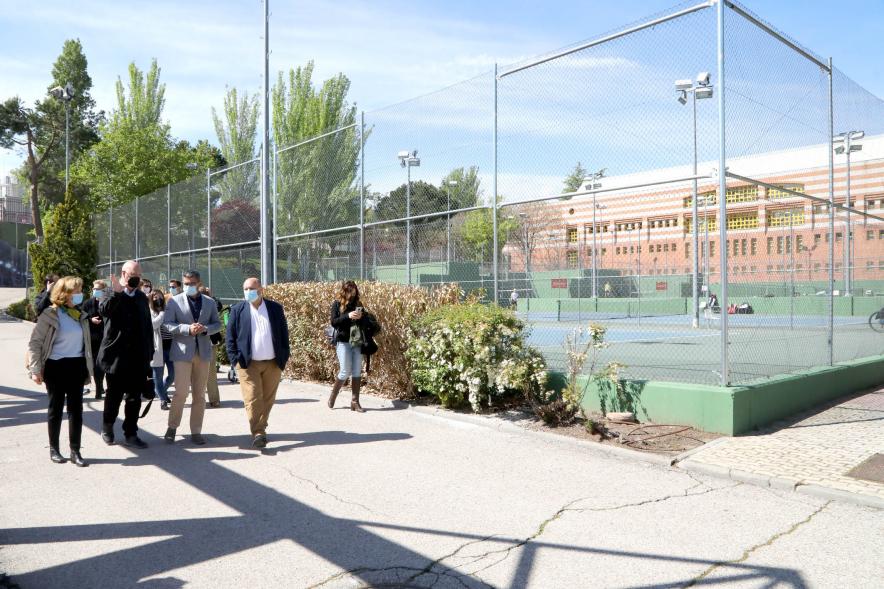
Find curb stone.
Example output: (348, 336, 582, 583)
(796, 484, 884, 510)
(402, 403, 673, 467)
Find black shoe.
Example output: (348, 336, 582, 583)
(123, 436, 148, 449)
(101, 428, 114, 445)
(50, 447, 67, 464)
(164, 428, 176, 443)
(252, 434, 267, 449)
(70, 450, 88, 467)
(161, 401, 170, 410)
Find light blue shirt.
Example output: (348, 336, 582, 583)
(49, 308, 84, 360)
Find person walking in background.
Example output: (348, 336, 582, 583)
(81, 279, 108, 400)
(27, 276, 93, 466)
(149, 291, 172, 410)
(200, 285, 223, 408)
(163, 270, 220, 445)
(509, 289, 519, 310)
(166, 279, 181, 300)
(34, 273, 59, 317)
(329, 280, 368, 413)
(226, 277, 290, 449)
(97, 260, 154, 449)
(141, 279, 153, 296)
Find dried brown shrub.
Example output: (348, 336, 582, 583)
(263, 281, 460, 399)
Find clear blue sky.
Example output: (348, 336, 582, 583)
(2, 0, 883, 183)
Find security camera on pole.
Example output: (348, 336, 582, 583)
(676, 71, 713, 328)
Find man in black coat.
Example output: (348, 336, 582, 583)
(225, 277, 290, 448)
(98, 260, 154, 448)
(81, 279, 109, 399)
(33, 273, 58, 317)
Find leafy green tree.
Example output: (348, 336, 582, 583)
(374, 180, 444, 220)
(440, 166, 482, 209)
(32, 39, 102, 208)
(0, 97, 63, 240)
(562, 161, 588, 194)
(457, 208, 518, 262)
(211, 86, 259, 234)
(30, 189, 97, 289)
(272, 61, 362, 279)
(73, 59, 214, 210)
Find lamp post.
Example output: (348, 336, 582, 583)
(49, 83, 75, 195)
(833, 130, 863, 296)
(582, 169, 605, 299)
(677, 72, 713, 327)
(398, 150, 420, 285)
(445, 179, 458, 269)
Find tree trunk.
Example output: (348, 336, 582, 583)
(28, 150, 44, 241)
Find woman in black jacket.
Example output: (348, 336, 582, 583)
(328, 280, 367, 412)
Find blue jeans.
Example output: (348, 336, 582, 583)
(336, 342, 362, 381)
(152, 366, 170, 403)
(162, 345, 175, 390)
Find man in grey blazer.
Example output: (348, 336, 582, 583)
(162, 269, 221, 444)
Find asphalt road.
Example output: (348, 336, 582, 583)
(1, 319, 881, 588)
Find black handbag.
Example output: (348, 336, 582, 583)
(140, 378, 156, 418)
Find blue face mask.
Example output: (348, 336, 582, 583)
(244, 289, 259, 303)
(72, 293, 84, 306)
(169, 287, 178, 296)
(184, 285, 198, 297)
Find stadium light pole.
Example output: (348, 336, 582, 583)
(582, 169, 605, 299)
(676, 72, 713, 328)
(833, 130, 863, 296)
(398, 150, 420, 285)
(48, 83, 75, 195)
(445, 179, 458, 269)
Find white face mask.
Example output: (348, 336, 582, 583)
(184, 284, 198, 297)
(142, 286, 152, 294)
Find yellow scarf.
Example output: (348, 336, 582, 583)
(60, 306, 81, 321)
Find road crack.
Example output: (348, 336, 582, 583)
(273, 465, 380, 515)
(680, 500, 832, 588)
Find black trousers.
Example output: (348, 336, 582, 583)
(103, 372, 143, 437)
(44, 357, 88, 450)
(91, 345, 106, 396)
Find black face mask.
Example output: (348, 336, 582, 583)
(127, 276, 141, 289)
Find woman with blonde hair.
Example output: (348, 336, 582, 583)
(328, 280, 368, 412)
(27, 276, 94, 466)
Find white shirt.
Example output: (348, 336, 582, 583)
(249, 300, 275, 361)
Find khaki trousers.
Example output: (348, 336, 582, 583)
(206, 348, 220, 404)
(169, 355, 209, 434)
(238, 359, 282, 436)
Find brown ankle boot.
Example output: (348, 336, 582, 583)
(329, 379, 344, 409)
(350, 377, 365, 413)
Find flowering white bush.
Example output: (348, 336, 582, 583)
(407, 304, 548, 411)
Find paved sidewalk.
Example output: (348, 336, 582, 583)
(1, 319, 882, 588)
(680, 388, 884, 506)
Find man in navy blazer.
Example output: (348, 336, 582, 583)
(226, 277, 291, 448)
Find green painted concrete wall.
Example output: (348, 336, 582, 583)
(564, 354, 884, 435)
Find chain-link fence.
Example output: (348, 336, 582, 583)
(95, 0, 884, 386)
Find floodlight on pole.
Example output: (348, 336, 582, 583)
(49, 83, 75, 195)
(833, 129, 863, 295)
(398, 149, 420, 284)
(582, 169, 605, 299)
(676, 72, 714, 328)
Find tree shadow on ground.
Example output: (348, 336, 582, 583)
(0, 384, 809, 588)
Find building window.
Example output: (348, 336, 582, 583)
(741, 238, 747, 256)
(751, 238, 757, 255)
(814, 233, 821, 246)
(880, 230, 884, 239)
(776, 236, 784, 254)
(567, 227, 578, 244)
(567, 250, 578, 268)
(685, 216, 717, 233)
(835, 232, 843, 242)
(868, 230, 875, 240)
(710, 242, 715, 256)
(867, 261, 874, 270)
(768, 207, 805, 227)
(767, 183, 805, 200)
(616, 246, 621, 255)
(767, 237, 774, 254)
(727, 212, 759, 230)
(685, 242, 690, 258)
(767, 265, 774, 272)
(814, 263, 821, 272)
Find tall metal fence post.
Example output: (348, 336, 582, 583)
(166, 184, 171, 283)
(273, 149, 279, 284)
(260, 0, 271, 286)
(716, 0, 730, 385)
(359, 110, 366, 280)
(108, 205, 113, 273)
(492, 63, 499, 305)
(827, 57, 835, 365)
(134, 195, 139, 260)
(206, 169, 212, 290)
